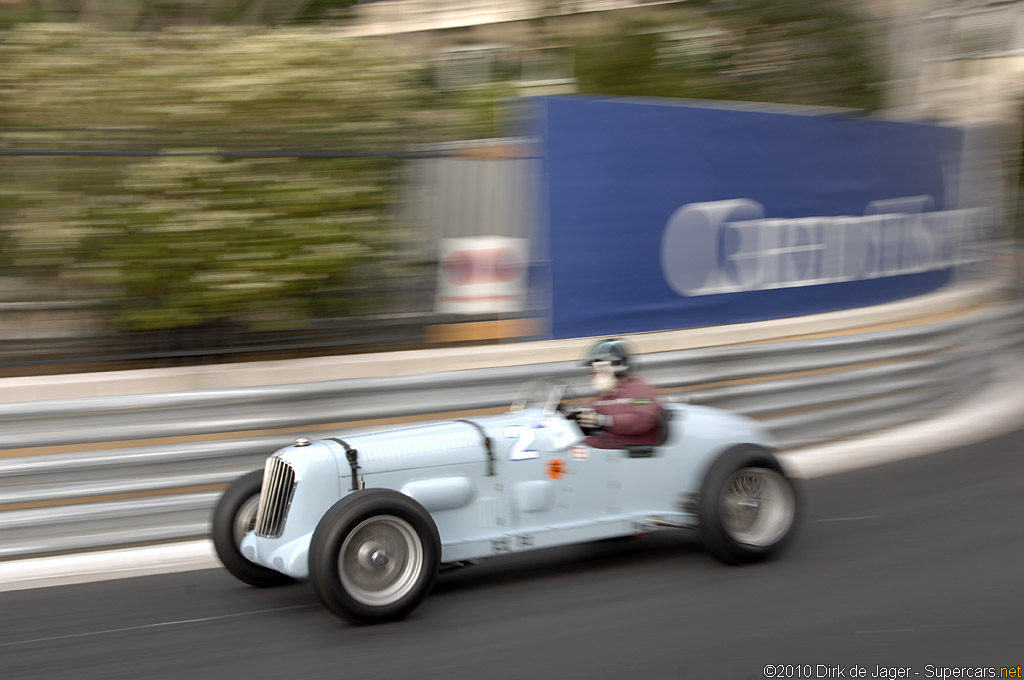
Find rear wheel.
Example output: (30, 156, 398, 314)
(699, 446, 798, 564)
(310, 489, 440, 624)
(212, 470, 296, 587)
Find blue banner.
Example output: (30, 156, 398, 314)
(534, 97, 973, 339)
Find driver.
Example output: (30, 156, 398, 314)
(575, 338, 663, 450)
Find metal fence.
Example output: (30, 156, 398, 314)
(0, 131, 541, 374)
(1, 300, 1021, 560)
(0, 277, 468, 373)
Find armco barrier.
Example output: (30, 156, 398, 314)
(0, 301, 1021, 559)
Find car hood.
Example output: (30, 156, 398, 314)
(319, 419, 493, 477)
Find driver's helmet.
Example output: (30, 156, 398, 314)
(582, 338, 632, 376)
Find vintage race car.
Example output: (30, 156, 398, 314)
(212, 381, 798, 624)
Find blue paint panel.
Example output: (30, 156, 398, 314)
(534, 97, 963, 339)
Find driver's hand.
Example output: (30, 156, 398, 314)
(577, 408, 611, 430)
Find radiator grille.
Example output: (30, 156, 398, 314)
(253, 456, 297, 539)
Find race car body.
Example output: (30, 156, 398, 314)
(214, 384, 797, 624)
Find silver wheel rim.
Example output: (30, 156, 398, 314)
(339, 515, 423, 607)
(233, 495, 260, 547)
(719, 467, 794, 547)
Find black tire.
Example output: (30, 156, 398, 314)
(309, 489, 440, 625)
(698, 445, 798, 565)
(212, 470, 296, 587)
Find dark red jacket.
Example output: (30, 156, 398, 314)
(584, 375, 664, 450)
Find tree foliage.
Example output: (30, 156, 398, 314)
(68, 155, 392, 330)
(0, 24, 474, 329)
(0, 1, 890, 331)
(0, 1, 360, 30)
(571, 0, 884, 112)
(0, 24, 427, 135)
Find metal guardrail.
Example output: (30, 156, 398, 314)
(0, 301, 1021, 559)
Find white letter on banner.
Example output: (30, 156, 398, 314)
(722, 219, 767, 290)
(819, 218, 846, 284)
(782, 218, 824, 285)
(760, 219, 786, 287)
(929, 210, 957, 267)
(660, 194, 980, 297)
(661, 199, 764, 296)
(857, 215, 886, 279)
(879, 214, 905, 276)
(865, 195, 935, 216)
(900, 212, 935, 272)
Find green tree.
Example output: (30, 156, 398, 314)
(0, 24, 483, 329)
(67, 155, 388, 330)
(0, 1, 360, 29)
(572, 16, 736, 101)
(571, 0, 883, 112)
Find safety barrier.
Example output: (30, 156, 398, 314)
(0, 301, 1021, 559)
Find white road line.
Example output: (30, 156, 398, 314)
(0, 604, 319, 648)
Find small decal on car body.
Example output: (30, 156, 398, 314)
(546, 459, 567, 480)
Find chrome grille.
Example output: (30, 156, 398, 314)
(253, 456, 297, 539)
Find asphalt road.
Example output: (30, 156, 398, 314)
(1, 428, 1022, 680)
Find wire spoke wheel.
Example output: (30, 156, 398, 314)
(339, 515, 424, 607)
(719, 467, 794, 547)
(212, 470, 295, 588)
(232, 495, 260, 548)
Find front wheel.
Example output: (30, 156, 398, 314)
(309, 489, 440, 624)
(212, 470, 296, 587)
(698, 446, 798, 564)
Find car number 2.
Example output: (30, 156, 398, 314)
(503, 425, 538, 461)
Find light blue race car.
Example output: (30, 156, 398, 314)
(213, 381, 798, 624)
